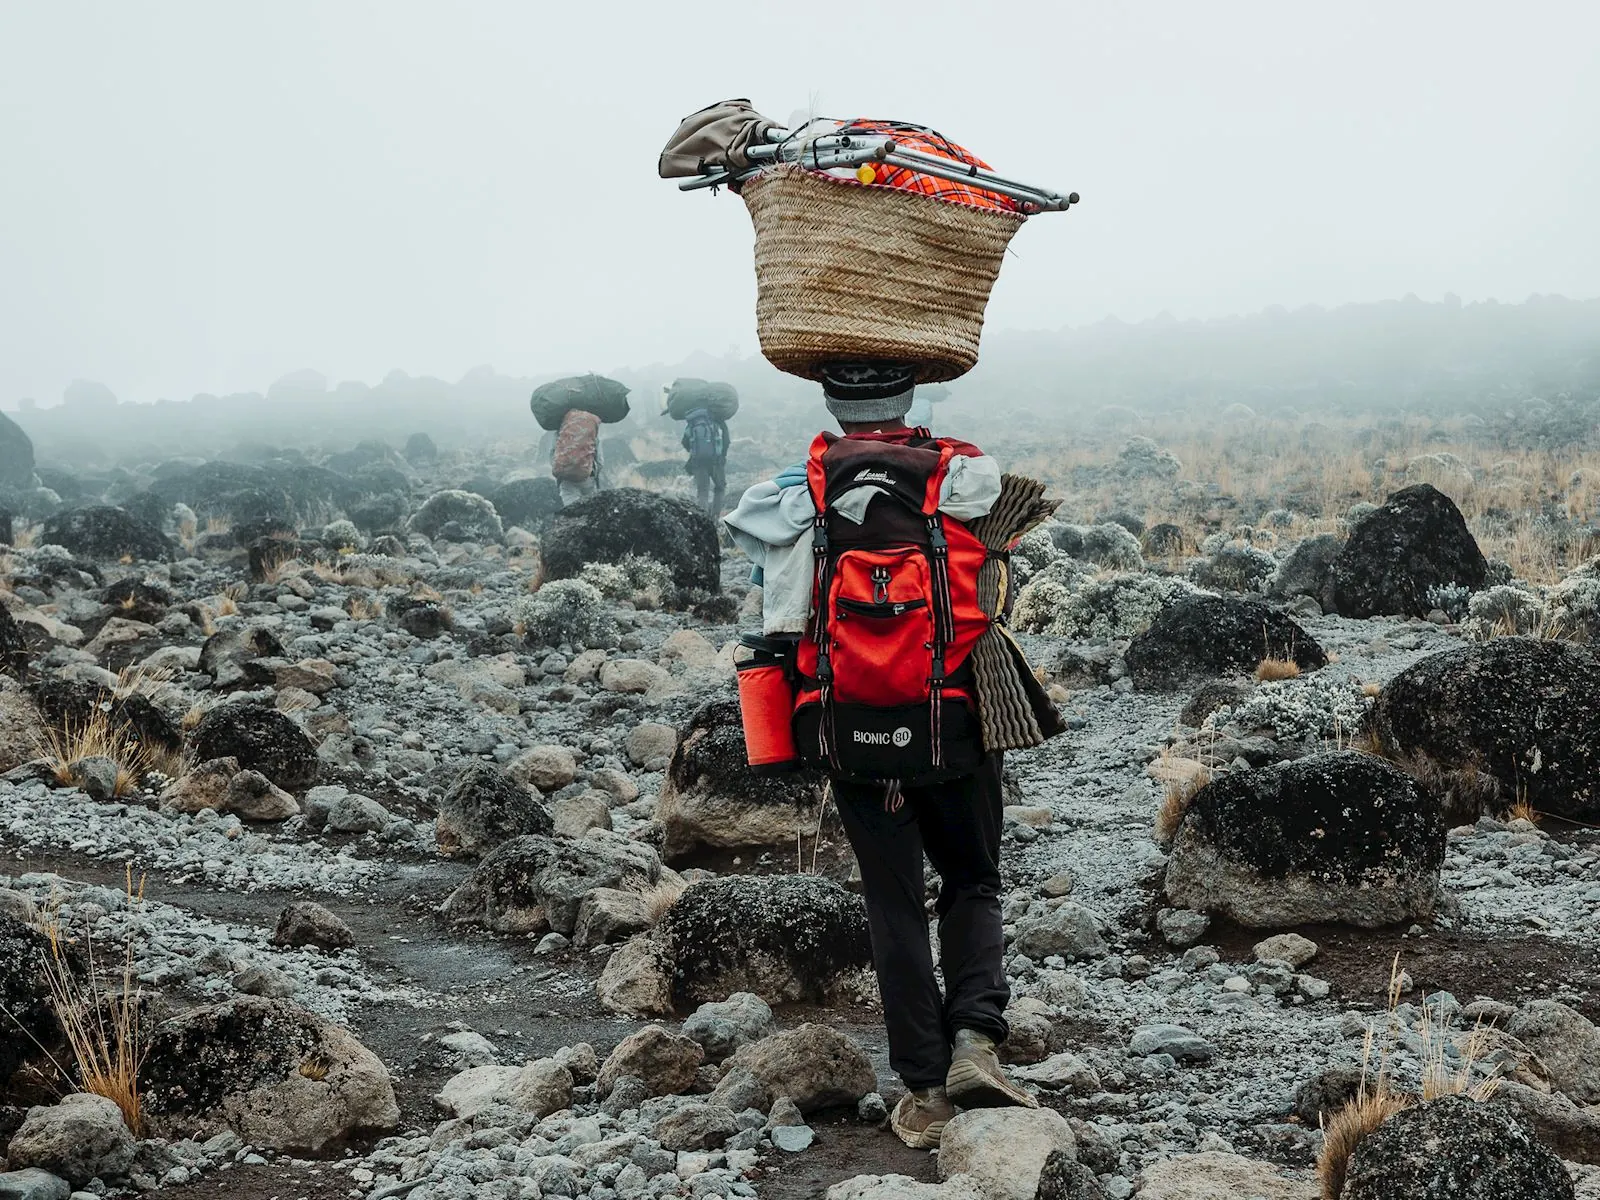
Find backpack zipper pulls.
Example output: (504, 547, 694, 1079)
(871, 565, 891, 606)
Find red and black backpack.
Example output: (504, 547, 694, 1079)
(790, 429, 994, 783)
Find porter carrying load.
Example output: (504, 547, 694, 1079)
(530, 374, 631, 432)
(660, 101, 1079, 382)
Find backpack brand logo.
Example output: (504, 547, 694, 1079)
(851, 727, 915, 748)
(853, 469, 896, 485)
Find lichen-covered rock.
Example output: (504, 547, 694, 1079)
(0, 915, 58, 1086)
(1342, 1095, 1572, 1200)
(712, 1024, 875, 1114)
(1164, 750, 1444, 927)
(542, 487, 720, 594)
(441, 832, 662, 936)
(657, 698, 827, 863)
(1265, 532, 1344, 605)
(1033, 1149, 1105, 1199)
(189, 703, 318, 792)
(40, 505, 174, 562)
(1126, 594, 1328, 692)
(5, 1093, 136, 1187)
(1371, 638, 1600, 819)
(938, 1108, 1077, 1200)
(141, 996, 398, 1150)
(435, 762, 553, 858)
(489, 477, 563, 530)
(657, 874, 872, 1007)
(30, 677, 183, 760)
(407, 489, 503, 542)
(1329, 484, 1488, 618)
(0, 605, 28, 680)
(198, 621, 287, 679)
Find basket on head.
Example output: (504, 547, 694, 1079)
(741, 165, 1025, 384)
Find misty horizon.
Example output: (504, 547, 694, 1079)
(7, 288, 1596, 412)
(4, 0, 1599, 408)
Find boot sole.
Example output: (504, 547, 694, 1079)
(891, 1117, 947, 1149)
(945, 1056, 1040, 1109)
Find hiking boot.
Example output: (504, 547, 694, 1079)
(945, 1029, 1039, 1109)
(889, 1086, 954, 1149)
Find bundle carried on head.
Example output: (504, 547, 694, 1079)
(530, 374, 631, 432)
(664, 378, 739, 421)
(661, 100, 1078, 384)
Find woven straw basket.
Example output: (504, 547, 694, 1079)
(741, 165, 1025, 383)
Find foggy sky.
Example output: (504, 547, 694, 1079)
(2, 0, 1597, 406)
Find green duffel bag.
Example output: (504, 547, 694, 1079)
(666, 378, 739, 421)
(530, 374, 632, 431)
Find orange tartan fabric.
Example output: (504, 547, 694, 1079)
(839, 120, 1020, 213)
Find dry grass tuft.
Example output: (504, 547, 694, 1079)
(1255, 657, 1302, 682)
(1319, 1087, 1408, 1200)
(1317, 955, 1504, 1198)
(347, 594, 384, 622)
(1153, 762, 1211, 847)
(5, 869, 151, 1134)
(640, 878, 687, 926)
(42, 705, 180, 795)
(297, 1054, 331, 1082)
(179, 702, 210, 733)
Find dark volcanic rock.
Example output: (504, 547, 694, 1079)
(41, 505, 174, 562)
(435, 762, 553, 859)
(189, 704, 318, 792)
(542, 488, 721, 594)
(387, 595, 452, 639)
(1164, 750, 1444, 927)
(1125, 594, 1327, 691)
(658, 874, 872, 1007)
(658, 698, 826, 863)
(30, 678, 183, 759)
(441, 833, 662, 936)
(0, 914, 57, 1085)
(141, 995, 398, 1150)
(0, 605, 28, 678)
(199, 623, 287, 679)
(0, 410, 35, 490)
(1371, 638, 1600, 819)
(1140, 523, 1186, 558)
(1343, 1095, 1572, 1200)
(1035, 1150, 1105, 1200)
(490, 477, 563, 530)
(99, 577, 174, 625)
(403, 432, 438, 466)
(1330, 483, 1488, 618)
(248, 534, 300, 583)
(1266, 532, 1344, 605)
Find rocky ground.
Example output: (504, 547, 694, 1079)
(0, 413, 1598, 1200)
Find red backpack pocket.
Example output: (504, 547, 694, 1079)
(825, 546, 934, 705)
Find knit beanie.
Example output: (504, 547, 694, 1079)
(820, 361, 916, 424)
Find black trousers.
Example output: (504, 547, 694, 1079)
(833, 753, 1010, 1090)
